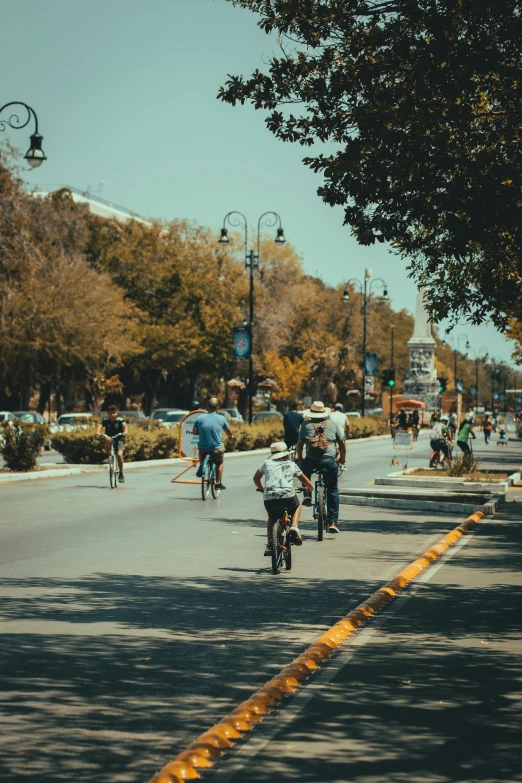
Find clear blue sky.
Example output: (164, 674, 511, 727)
(1, 0, 512, 364)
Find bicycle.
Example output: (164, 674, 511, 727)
(106, 435, 120, 489)
(429, 441, 452, 469)
(200, 452, 220, 501)
(271, 508, 293, 575)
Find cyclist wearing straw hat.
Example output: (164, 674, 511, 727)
(296, 400, 346, 534)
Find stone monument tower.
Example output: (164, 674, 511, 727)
(402, 288, 440, 410)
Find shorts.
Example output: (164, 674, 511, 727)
(264, 495, 300, 520)
(430, 439, 449, 457)
(111, 436, 125, 452)
(199, 446, 225, 465)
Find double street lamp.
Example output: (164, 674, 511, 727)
(342, 268, 389, 417)
(219, 211, 286, 423)
(0, 102, 46, 167)
(442, 333, 470, 390)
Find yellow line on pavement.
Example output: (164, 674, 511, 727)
(146, 511, 484, 783)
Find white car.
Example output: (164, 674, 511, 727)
(0, 411, 16, 423)
(346, 412, 362, 419)
(50, 412, 94, 433)
(162, 410, 190, 429)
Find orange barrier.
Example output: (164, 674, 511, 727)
(146, 511, 484, 782)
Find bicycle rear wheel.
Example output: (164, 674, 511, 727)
(211, 463, 221, 498)
(201, 459, 211, 500)
(317, 484, 325, 540)
(271, 521, 284, 575)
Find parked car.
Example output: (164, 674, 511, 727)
(368, 407, 383, 415)
(51, 413, 94, 433)
(346, 412, 362, 419)
(252, 410, 284, 424)
(151, 408, 181, 421)
(162, 410, 190, 428)
(120, 411, 147, 422)
(221, 407, 244, 423)
(0, 411, 16, 423)
(12, 410, 51, 449)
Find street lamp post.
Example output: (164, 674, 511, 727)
(219, 211, 285, 424)
(442, 333, 470, 391)
(390, 325, 395, 420)
(342, 269, 389, 417)
(473, 347, 489, 410)
(0, 102, 46, 167)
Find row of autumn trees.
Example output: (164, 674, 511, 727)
(0, 149, 515, 416)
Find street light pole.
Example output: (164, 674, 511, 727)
(390, 325, 395, 421)
(0, 102, 46, 167)
(342, 270, 389, 417)
(219, 211, 285, 424)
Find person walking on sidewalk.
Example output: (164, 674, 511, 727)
(482, 414, 493, 444)
(457, 418, 476, 456)
(296, 400, 346, 534)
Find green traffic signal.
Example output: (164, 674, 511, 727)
(388, 379, 395, 387)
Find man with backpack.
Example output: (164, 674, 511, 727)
(296, 400, 346, 534)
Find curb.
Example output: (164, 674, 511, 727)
(145, 511, 484, 783)
(0, 433, 395, 484)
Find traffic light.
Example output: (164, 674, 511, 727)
(438, 377, 447, 392)
(382, 368, 395, 387)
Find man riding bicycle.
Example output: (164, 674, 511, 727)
(96, 404, 128, 483)
(253, 441, 313, 557)
(296, 400, 346, 534)
(283, 402, 304, 450)
(193, 397, 234, 490)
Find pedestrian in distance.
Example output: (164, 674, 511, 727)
(482, 414, 493, 444)
(253, 442, 313, 557)
(283, 402, 304, 449)
(397, 408, 408, 430)
(329, 402, 349, 471)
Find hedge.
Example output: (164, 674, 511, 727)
(0, 421, 50, 471)
(49, 415, 388, 465)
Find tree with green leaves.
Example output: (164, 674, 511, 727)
(219, 0, 522, 328)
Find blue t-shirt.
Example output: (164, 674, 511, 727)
(195, 412, 229, 450)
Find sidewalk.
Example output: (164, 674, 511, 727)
(216, 502, 522, 783)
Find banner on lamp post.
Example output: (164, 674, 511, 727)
(364, 375, 374, 400)
(233, 325, 251, 360)
(364, 352, 377, 376)
(470, 385, 477, 397)
(455, 378, 464, 393)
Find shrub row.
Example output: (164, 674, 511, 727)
(0, 421, 50, 471)
(51, 427, 178, 464)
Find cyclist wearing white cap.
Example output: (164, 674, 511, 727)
(254, 442, 313, 557)
(193, 397, 235, 490)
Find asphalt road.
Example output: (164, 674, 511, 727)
(0, 433, 494, 782)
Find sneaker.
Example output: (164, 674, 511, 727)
(328, 522, 339, 534)
(196, 465, 203, 478)
(118, 474, 125, 483)
(288, 525, 303, 545)
(264, 543, 273, 557)
(215, 483, 226, 490)
(302, 493, 312, 507)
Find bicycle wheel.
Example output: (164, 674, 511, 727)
(109, 449, 118, 489)
(317, 484, 325, 541)
(201, 458, 211, 501)
(271, 521, 284, 575)
(211, 463, 221, 499)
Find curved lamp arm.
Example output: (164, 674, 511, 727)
(0, 102, 46, 168)
(257, 211, 284, 261)
(219, 211, 248, 259)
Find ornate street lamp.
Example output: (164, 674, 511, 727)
(219, 211, 286, 423)
(342, 268, 389, 417)
(0, 102, 46, 168)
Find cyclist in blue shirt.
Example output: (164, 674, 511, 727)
(193, 397, 235, 490)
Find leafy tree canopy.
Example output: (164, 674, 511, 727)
(219, 0, 522, 328)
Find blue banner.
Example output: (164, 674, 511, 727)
(364, 352, 377, 376)
(455, 378, 464, 393)
(492, 390, 499, 401)
(470, 384, 477, 397)
(233, 325, 251, 360)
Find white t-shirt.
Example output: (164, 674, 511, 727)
(258, 458, 302, 500)
(328, 411, 347, 439)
